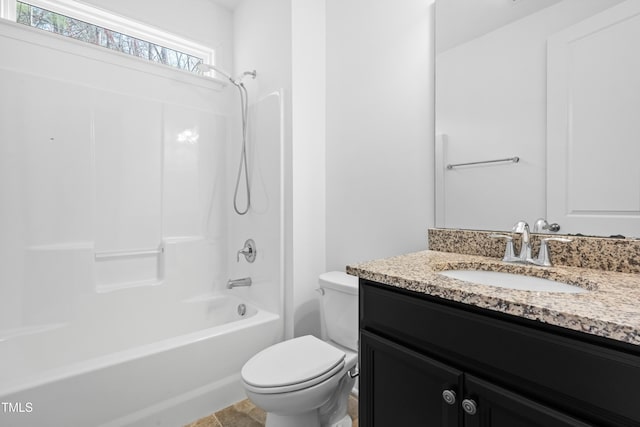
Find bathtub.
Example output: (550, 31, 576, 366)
(0, 294, 281, 427)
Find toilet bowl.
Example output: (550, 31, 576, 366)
(241, 272, 358, 427)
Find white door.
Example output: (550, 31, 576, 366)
(547, 0, 640, 238)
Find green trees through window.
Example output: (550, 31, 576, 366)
(16, 1, 203, 73)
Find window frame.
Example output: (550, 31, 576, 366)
(0, 0, 215, 70)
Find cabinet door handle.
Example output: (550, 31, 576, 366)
(462, 398, 478, 415)
(442, 389, 456, 405)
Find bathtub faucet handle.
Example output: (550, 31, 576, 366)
(237, 239, 256, 263)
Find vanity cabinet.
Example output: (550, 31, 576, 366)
(359, 280, 640, 427)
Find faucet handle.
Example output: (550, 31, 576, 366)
(532, 237, 572, 267)
(236, 239, 257, 263)
(489, 234, 518, 262)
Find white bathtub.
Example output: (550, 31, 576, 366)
(0, 294, 281, 427)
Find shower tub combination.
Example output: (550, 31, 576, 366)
(0, 82, 284, 427)
(0, 20, 285, 425)
(0, 293, 281, 427)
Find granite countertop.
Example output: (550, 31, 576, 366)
(346, 250, 640, 346)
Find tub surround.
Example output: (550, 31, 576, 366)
(428, 227, 640, 273)
(347, 231, 640, 346)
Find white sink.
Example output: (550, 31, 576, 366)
(439, 270, 588, 293)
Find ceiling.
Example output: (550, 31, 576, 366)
(210, 0, 562, 48)
(436, 0, 562, 53)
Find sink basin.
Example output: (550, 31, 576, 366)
(439, 270, 588, 293)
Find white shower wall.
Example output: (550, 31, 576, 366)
(0, 19, 231, 331)
(225, 91, 284, 316)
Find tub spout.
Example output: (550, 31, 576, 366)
(227, 277, 252, 289)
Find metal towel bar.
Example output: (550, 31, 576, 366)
(446, 156, 519, 170)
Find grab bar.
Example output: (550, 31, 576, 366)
(446, 156, 519, 170)
(95, 247, 163, 260)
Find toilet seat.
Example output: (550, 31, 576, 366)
(242, 335, 346, 394)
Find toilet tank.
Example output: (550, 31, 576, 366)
(319, 271, 358, 351)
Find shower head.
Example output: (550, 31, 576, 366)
(197, 62, 257, 85)
(239, 70, 257, 80)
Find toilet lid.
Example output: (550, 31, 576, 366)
(241, 335, 345, 392)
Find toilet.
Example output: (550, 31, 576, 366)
(241, 271, 358, 427)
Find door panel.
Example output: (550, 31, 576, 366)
(547, 1, 640, 236)
(360, 331, 461, 427)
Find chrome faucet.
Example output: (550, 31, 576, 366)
(492, 221, 571, 267)
(533, 218, 561, 233)
(512, 220, 533, 263)
(533, 218, 549, 233)
(227, 277, 252, 289)
(492, 221, 572, 267)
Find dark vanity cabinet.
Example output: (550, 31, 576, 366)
(359, 280, 640, 427)
(360, 330, 461, 426)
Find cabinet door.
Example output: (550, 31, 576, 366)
(360, 330, 461, 427)
(463, 375, 593, 427)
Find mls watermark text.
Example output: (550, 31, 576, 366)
(1, 401, 33, 413)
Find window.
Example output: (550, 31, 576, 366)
(1, 0, 213, 74)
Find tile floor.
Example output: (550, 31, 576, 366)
(184, 396, 358, 427)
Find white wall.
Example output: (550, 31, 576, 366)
(232, 0, 293, 334)
(291, 0, 327, 337)
(435, 0, 622, 231)
(231, 0, 435, 339)
(326, 0, 435, 271)
(233, 0, 292, 98)
(233, 0, 328, 339)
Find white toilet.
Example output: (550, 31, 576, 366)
(241, 271, 358, 427)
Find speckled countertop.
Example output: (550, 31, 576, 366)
(346, 250, 640, 346)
